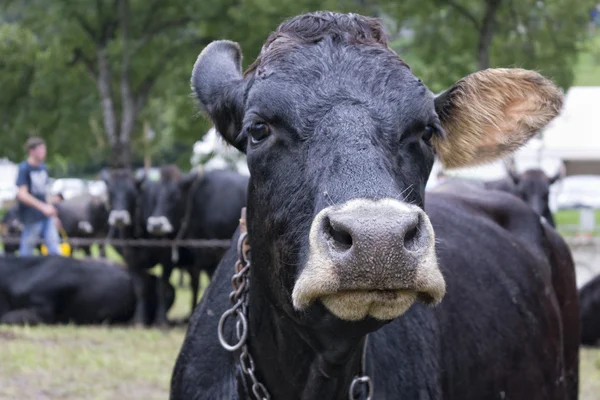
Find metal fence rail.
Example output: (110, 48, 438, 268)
(0, 236, 232, 249)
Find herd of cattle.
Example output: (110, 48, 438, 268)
(1, 166, 248, 326)
(2, 10, 600, 399)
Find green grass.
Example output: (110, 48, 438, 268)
(580, 347, 600, 400)
(554, 210, 600, 237)
(0, 325, 186, 400)
(0, 325, 598, 399)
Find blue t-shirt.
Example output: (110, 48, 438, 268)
(15, 161, 50, 224)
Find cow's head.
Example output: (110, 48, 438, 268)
(192, 12, 562, 329)
(144, 165, 188, 236)
(104, 169, 141, 228)
(509, 168, 563, 226)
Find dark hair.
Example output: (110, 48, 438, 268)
(245, 12, 395, 77)
(25, 137, 46, 151)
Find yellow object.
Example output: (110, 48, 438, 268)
(41, 227, 72, 256)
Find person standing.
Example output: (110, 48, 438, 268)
(15, 137, 61, 255)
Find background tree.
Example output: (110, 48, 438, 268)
(386, 0, 596, 92)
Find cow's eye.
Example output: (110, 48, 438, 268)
(422, 125, 435, 143)
(248, 122, 270, 144)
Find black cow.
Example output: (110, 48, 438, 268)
(104, 168, 165, 325)
(144, 165, 247, 318)
(484, 168, 562, 227)
(56, 195, 109, 257)
(170, 12, 578, 400)
(103, 168, 197, 326)
(580, 274, 600, 346)
(1, 205, 21, 255)
(0, 255, 174, 325)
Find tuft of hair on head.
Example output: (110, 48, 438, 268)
(25, 137, 45, 151)
(433, 68, 564, 169)
(245, 11, 391, 77)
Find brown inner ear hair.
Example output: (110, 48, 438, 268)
(433, 68, 563, 169)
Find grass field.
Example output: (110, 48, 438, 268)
(0, 323, 599, 399)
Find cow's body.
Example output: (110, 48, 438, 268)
(57, 195, 109, 256)
(170, 11, 576, 400)
(1, 205, 21, 254)
(178, 169, 248, 279)
(0, 255, 173, 325)
(483, 169, 561, 227)
(171, 189, 578, 399)
(580, 274, 600, 346)
(144, 167, 248, 322)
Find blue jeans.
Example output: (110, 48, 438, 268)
(19, 218, 61, 256)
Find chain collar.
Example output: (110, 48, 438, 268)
(218, 208, 373, 400)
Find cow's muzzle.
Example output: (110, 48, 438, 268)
(292, 198, 445, 321)
(78, 221, 94, 234)
(147, 216, 173, 235)
(108, 210, 131, 227)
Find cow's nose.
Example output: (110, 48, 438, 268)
(147, 216, 173, 234)
(294, 198, 445, 321)
(320, 207, 429, 258)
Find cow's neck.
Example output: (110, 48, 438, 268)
(243, 274, 368, 400)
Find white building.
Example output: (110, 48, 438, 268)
(191, 127, 249, 176)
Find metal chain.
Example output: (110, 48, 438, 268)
(349, 336, 373, 400)
(218, 231, 271, 400)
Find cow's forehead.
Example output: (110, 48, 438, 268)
(245, 46, 436, 131)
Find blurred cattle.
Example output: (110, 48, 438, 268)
(0, 255, 174, 325)
(1, 205, 21, 254)
(56, 195, 109, 257)
(103, 166, 247, 326)
(580, 274, 600, 346)
(484, 167, 563, 227)
(144, 165, 247, 321)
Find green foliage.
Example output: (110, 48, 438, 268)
(0, 0, 595, 172)
(386, 0, 596, 92)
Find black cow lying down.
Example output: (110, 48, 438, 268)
(171, 12, 579, 400)
(0, 256, 174, 326)
(580, 274, 600, 346)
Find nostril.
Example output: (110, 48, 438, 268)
(324, 216, 353, 251)
(403, 214, 423, 252)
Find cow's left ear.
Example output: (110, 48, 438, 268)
(433, 68, 563, 169)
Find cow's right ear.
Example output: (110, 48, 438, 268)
(192, 41, 247, 153)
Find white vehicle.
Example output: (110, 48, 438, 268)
(87, 180, 107, 199)
(51, 178, 88, 200)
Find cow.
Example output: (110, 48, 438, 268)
(579, 273, 600, 346)
(1, 205, 21, 255)
(103, 168, 165, 325)
(0, 255, 174, 325)
(56, 195, 109, 257)
(144, 164, 248, 319)
(103, 167, 197, 326)
(170, 12, 579, 400)
(484, 168, 563, 227)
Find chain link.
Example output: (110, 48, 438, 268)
(218, 232, 271, 400)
